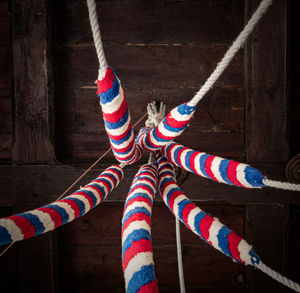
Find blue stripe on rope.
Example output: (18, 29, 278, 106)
(219, 159, 233, 185)
(162, 119, 186, 133)
(97, 172, 117, 186)
(73, 190, 98, 207)
(122, 229, 151, 258)
(244, 166, 265, 187)
(177, 103, 195, 115)
(124, 193, 153, 210)
(122, 207, 151, 230)
(127, 264, 156, 293)
(66, 197, 86, 216)
(18, 213, 45, 235)
(217, 226, 232, 258)
(173, 145, 185, 167)
(0, 226, 12, 244)
(199, 154, 210, 178)
(110, 141, 135, 156)
(133, 176, 156, 186)
(46, 204, 69, 225)
(177, 199, 192, 228)
(104, 108, 129, 130)
(97, 177, 113, 192)
(184, 150, 195, 173)
(109, 128, 133, 145)
(129, 183, 155, 195)
(194, 210, 206, 237)
(98, 72, 120, 104)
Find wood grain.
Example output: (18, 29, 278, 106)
(12, 0, 55, 163)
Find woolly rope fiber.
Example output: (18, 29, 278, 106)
(97, 66, 142, 165)
(0, 165, 123, 245)
(122, 164, 159, 293)
(154, 153, 260, 265)
(155, 153, 300, 291)
(160, 141, 265, 189)
(136, 103, 196, 152)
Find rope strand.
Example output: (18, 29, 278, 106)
(176, 218, 186, 293)
(87, 0, 107, 71)
(188, 0, 273, 107)
(263, 178, 300, 192)
(257, 262, 300, 292)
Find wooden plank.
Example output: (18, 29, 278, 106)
(246, 0, 289, 163)
(55, 44, 244, 161)
(0, 164, 299, 207)
(289, 0, 300, 156)
(245, 205, 290, 292)
(0, 2, 12, 161)
(11, 0, 55, 163)
(16, 232, 56, 293)
(53, 0, 244, 45)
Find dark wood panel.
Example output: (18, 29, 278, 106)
(55, 44, 244, 161)
(0, 2, 12, 161)
(290, 0, 300, 156)
(246, 0, 289, 164)
(11, 0, 56, 163)
(0, 164, 299, 208)
(53, 0, 244, 45)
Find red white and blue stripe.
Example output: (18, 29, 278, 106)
(136, 103, 196, 151)
(97, 67, 142, 164)
(155, 153, 261, 266)
(0, 165, 123, 245)
(160, 141, 265, 188)
(122, 164, 159, 293)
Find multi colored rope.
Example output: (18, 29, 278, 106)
(122, 164, 159, 292)
(155, 153, 300, 291)
(136, 103, 195, 152)
(160, 141, 265, 188)
(97, 67, 142, 164)
(155, 153, 260, 265)
(0, 165, 123, 245)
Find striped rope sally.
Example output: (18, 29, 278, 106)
(160, 141, 265, 188)
(155, 153, 300, 291)
(122, 164, 159, 292)
(0, 165, 123, 245)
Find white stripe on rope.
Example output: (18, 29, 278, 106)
(86, 0, 107, 73)
(263, 178, 300, 191)
(188, 0, 273, 107)
(256, 262, 300, 292)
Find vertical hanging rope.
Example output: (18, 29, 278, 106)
(86, 0, 107, 71)
(188, 0, 273, 106)
(176, 218, 186, 293)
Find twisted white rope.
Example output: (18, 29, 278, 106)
(188, 0, 273, 107)
(145, 101, 166, 128)
(87, 0, 108, 73)
(257, 262, 300, 292)
(176, 218, 186, 293)
(263, 178, 300, 191)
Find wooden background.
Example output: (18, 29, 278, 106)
(0, 0, 299, 292)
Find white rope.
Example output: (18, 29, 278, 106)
(176, 218, 186, 293)
(148, 153, 154, 165)
(188, 0, 273, 107)
(256, 262, 300, 292)
(145, 101, 166, 128)
(86, 0, 108, 72)
(263, 178, 300, 192)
